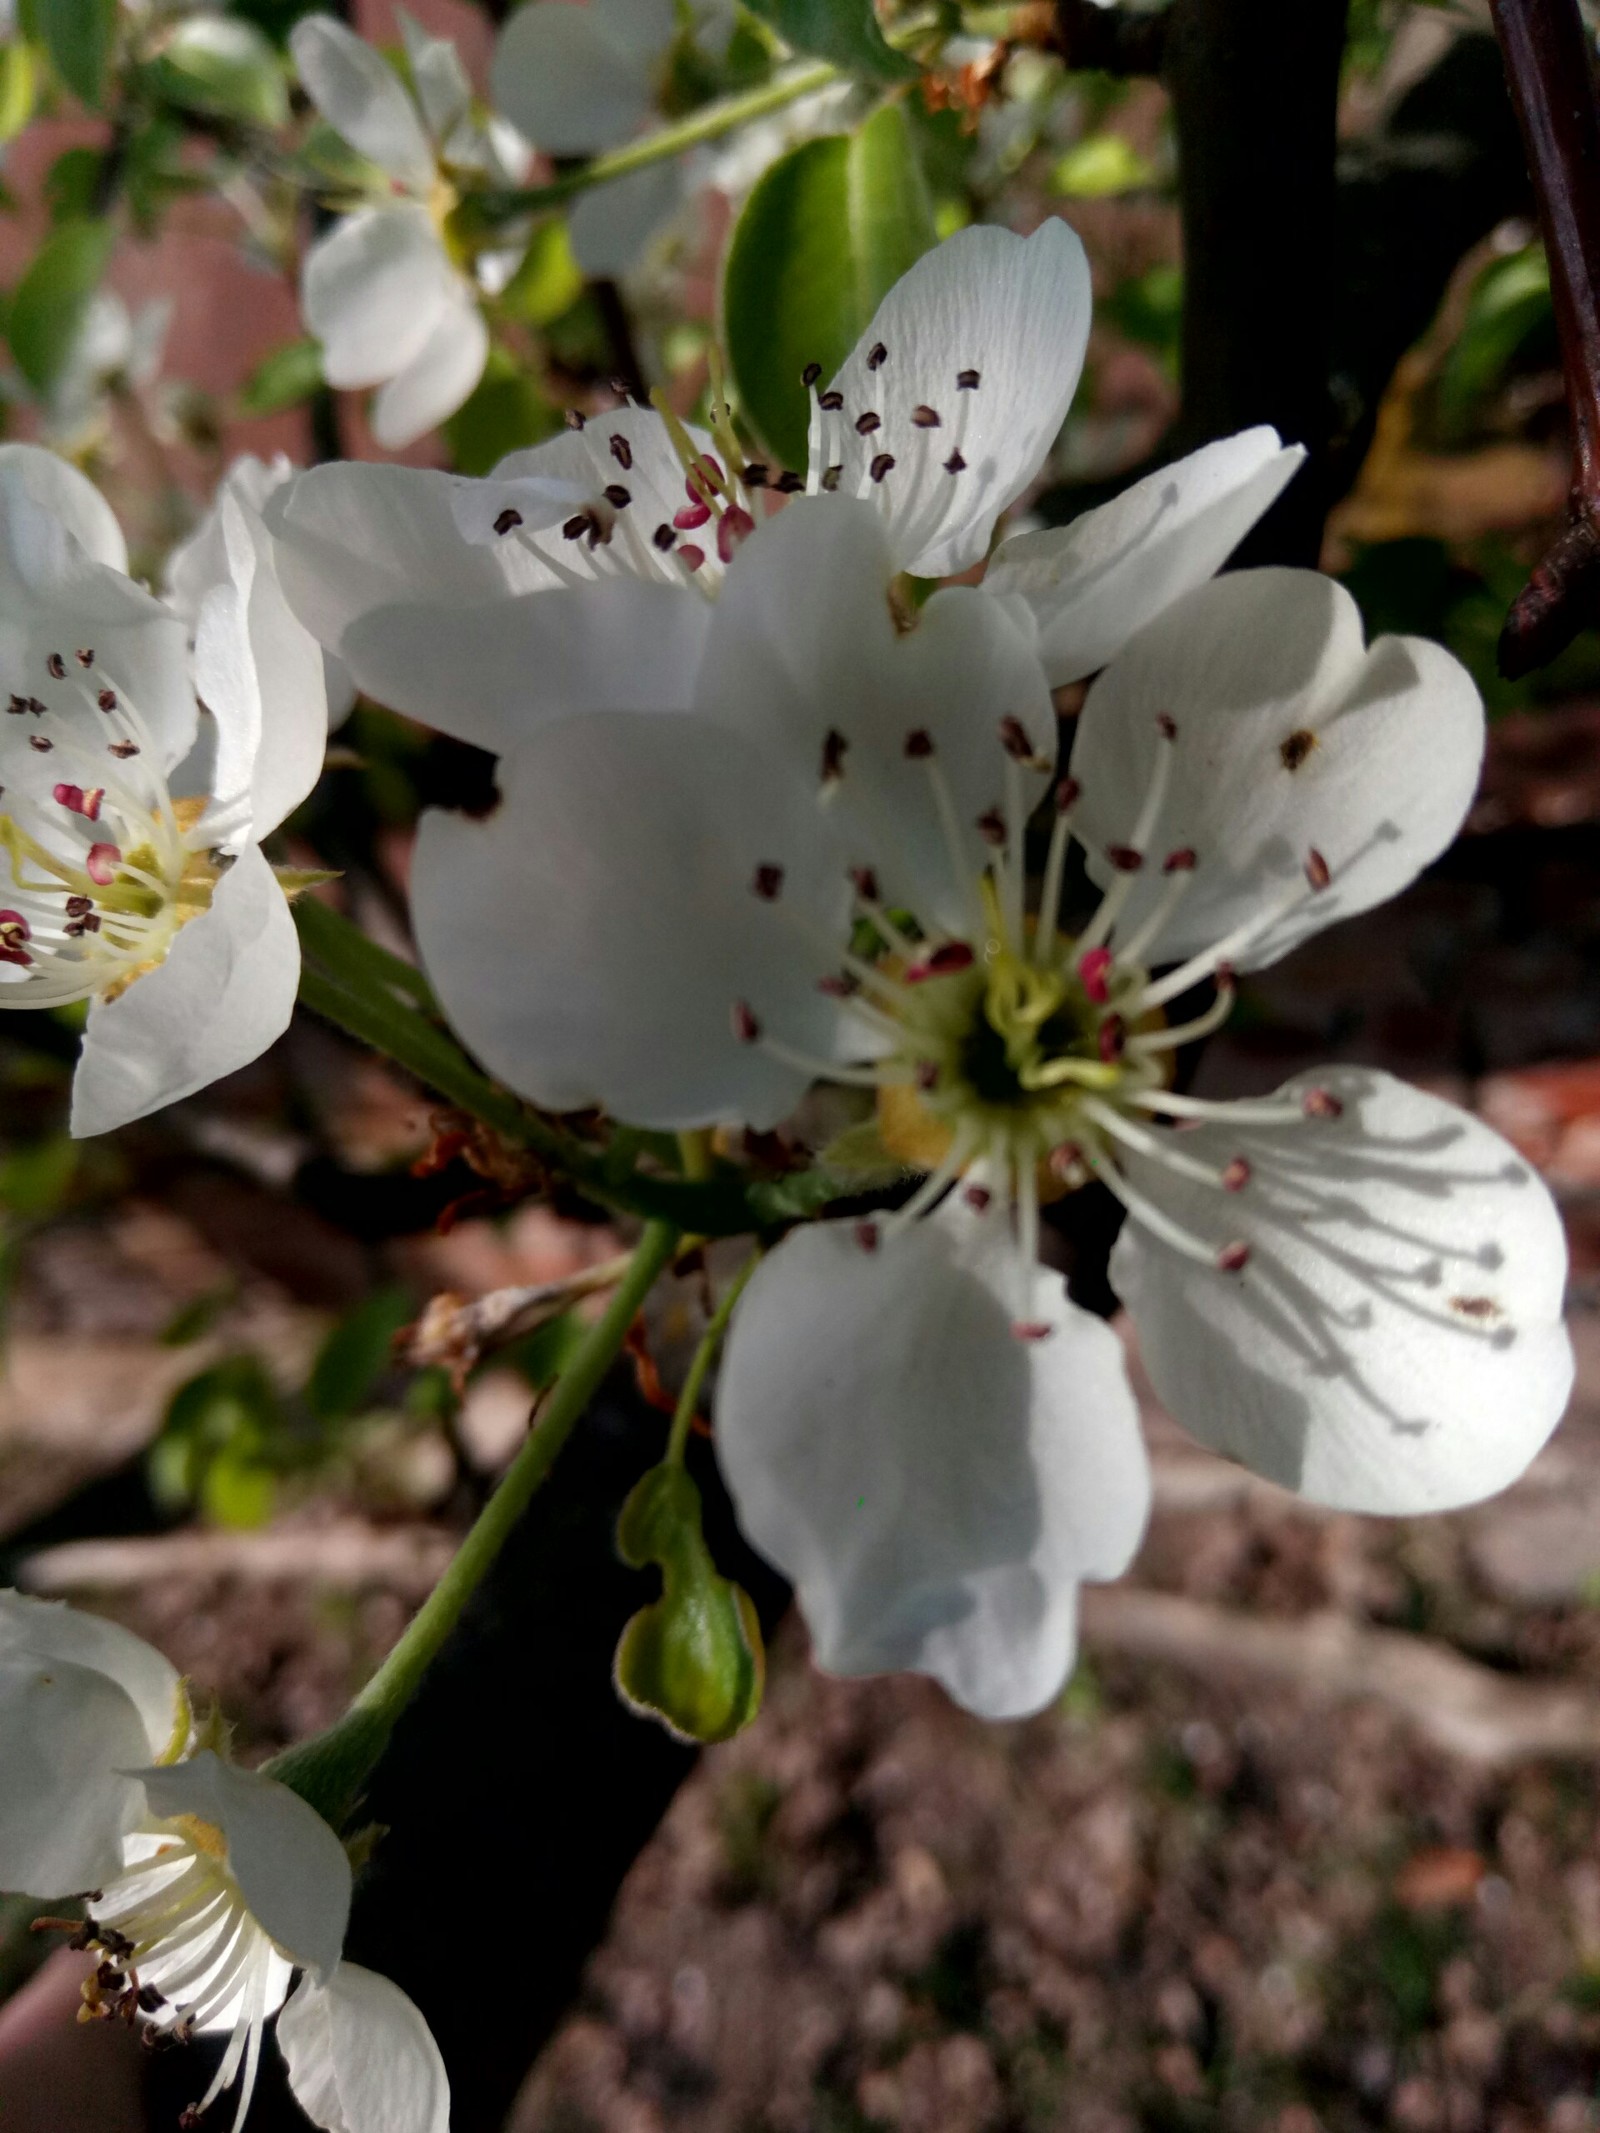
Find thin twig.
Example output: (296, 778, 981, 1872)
(1489, 0, 1600, 675)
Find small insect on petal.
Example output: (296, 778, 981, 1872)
(86, 843, 121, 886)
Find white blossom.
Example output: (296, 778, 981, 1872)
(0, 445, 326, 1136)
(0, 1591, 448, 2133)
(292, 14, 525, 449)
(405, 497, 1572, 1717)
(265, 220, 1302, 749)
(491, 0, 735, 275)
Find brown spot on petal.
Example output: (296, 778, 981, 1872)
(1280, 728, 1317, 771)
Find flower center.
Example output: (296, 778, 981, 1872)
(0, 651, 224, 1010)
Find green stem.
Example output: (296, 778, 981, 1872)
(266, 1220, 681, 1825)
(293, 900, 851, 1234)
(477, 60, 838, 220)
(665, 1248, 761, 1466)
(293, 894, 436, 1008)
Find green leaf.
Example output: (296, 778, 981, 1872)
(744, 0, 916, 82)
(150, 16, 289, 128)
(441, 345, 561, 475)
(0, 1135, 77, 1218)
(1051, 133, 1154, 199)
(723, 99, 935, 468)
(7, 217, 113, 395)
(307, 1285, 415, 1425)
(614, 1464, 765, 1744)
(1437, 243, 1554, 437)
(200, 1445, 277, 1528)
(35, 0, 115, 106)
(240, 336, 324, 415)
(0, 43, 38, 144)
(498, 218, 584, 329)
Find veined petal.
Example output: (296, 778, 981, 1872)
(370, 286, 489, 450)
(0, 1591, 183, 1759)
(265, 463, 560, 660)
(279, 1965, 449, 2133)
(137, 1753, 351, 1979)
(491, 0, 657, 155)
(0, 1654, 151, 1896)
(717, 1201, 1150, 1719)
(1112, 1067, 1573, 1514)
(413, 711, 851, 1129)
(341, 579, 710, 750)
(290, 16, 434, 191)
(302, 208, 455, 393)
(70, 847, 299, 1137)
(984, 428, 1306, 685)
(819, 220, 1091, 578)
(1070, 569, 1485, 970)
(0, 443, 126, 570)
(693, 497, 1054, 931)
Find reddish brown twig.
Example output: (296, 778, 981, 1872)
(1490, 0, 1600, 675)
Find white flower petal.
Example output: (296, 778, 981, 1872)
(1112, 1067, 1573, 1513)
(279, 1965, 449, 2133)
(265, 463, 556, 663)
(341, 579, 709, 750)
(694, 497, 1054, 931)
(1070, 568, 1485, 971)
(0, 1591, 182, 1758)
(165, 453, 293, 625)
(70, 847, 298, 1137)
(821, 220, 1091, 578)
(0, 1654, 151, 1896)
(569, 160, 684, 277)
(290, 16, 434, 190)
(137, 1752, 351, 1979)
(717, 1202, 1150, 1718)
(371, 286, 489, 450)
(984, 428, 1306, 685)
(413, 711, 850, 1128)
(491, 0, 656, 154)
(398, 11, 472, 145)
(0, 443, 126, 570)
(302, 208, 454, 393)
(193, 489, 329, 840)
(0, 465, 196, 777)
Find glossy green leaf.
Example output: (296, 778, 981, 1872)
(614, 1463, 765, 1744)
(723, 99, 935, 469)
(150, 16, 289, 128)
(240, 336, 324, 414)
(0, 43, 37, 143)
(7, 218, 114, 395)
(35, 0, 115, 106)
(1437, 243, 1554, 437)
(744, 0, 915, 82)
(1051, 132, 1154, 198)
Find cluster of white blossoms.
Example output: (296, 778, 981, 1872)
(0, 1592, 447, 2130)
(255, 220, 1575, 1718)
(0, 444, 331, 1137)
